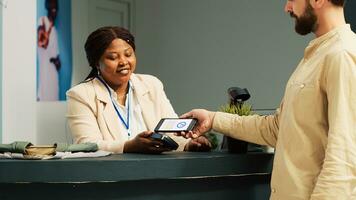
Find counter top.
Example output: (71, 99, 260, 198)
(0, 151, 273, 183)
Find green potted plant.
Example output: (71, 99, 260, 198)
(205, 132, 220, 150)
(220, 87, 252, 153)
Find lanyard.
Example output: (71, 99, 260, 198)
(97, 76, 131, 137)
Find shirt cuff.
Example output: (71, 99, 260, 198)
(212, 112, 240, 138)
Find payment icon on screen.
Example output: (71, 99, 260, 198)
(176, 122, 187, 129)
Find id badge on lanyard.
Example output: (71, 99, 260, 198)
(97, 77, 131, 138)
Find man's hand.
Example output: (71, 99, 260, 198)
(178, 109, 216, 139)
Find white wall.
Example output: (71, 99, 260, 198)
(1, 0, 85, 144)
(2, 0, 37, 143)
(36, 102, 69, 144)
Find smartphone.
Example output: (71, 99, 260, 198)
(150, 132, 179, 150)
(154, 118, 197, 132)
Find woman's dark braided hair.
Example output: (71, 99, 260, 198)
(84, 26, 135, 81)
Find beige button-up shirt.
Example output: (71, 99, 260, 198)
(213, 24, 356, 200)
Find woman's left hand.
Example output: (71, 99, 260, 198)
(184, 136, 212, 152)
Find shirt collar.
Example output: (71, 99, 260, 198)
(95, 75, 134, 102)
(129, 74, 149, 97)
(304, 24, 351, 59)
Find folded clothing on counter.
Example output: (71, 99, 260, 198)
(0, 141, 109, 159)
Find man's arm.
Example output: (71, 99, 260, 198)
(212, 106, 281, 147)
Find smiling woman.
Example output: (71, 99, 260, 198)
(66, 26, 212, 154)
(84, 27, 137, 106)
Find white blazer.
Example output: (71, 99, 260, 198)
(66, 73, 188, 153)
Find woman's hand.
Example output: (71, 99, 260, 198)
(184, 136, 212, 152)
(123, 131, 172, 154)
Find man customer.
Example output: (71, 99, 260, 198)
(180, 0, 356, 199)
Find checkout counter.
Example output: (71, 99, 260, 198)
(0, 151, 273, 200)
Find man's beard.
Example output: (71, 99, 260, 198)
(290, 3, 318, 35)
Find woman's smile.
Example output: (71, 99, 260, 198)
(117, 68, 130, 75)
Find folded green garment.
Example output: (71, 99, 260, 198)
(0, 141, 32, 154)
(55, 143, 98, 153)
(0, 141, 98, 154)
